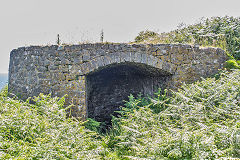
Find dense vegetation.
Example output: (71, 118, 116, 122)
(109, 69, 240, 159)
(134, 16, 240, 69)
(0, 69, 239, 159)
(0, 90, 105, 159)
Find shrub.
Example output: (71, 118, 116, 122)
(134, 16, 240, 61)
(0, 92, 104, 159)
(84, 118, 102, 133)
(225, 59, 240, 69)
(134, 30, 158, 42)
(109, 69, 240, 159)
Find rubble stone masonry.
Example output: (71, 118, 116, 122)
(8, 43, 227, 121)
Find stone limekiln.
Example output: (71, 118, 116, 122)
(8, 43, 227, 123)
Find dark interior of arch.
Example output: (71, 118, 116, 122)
(86, 62, 171, 126)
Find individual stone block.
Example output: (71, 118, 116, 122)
(132, 52, 142, 63)
(82, 50, 90, 62)
(120, 52, 129, 62)
(102, 56, 111, 66)
(141, 53, 147, 64)
(81, 62, 93, 75)
(114, 52, 121, 64)
(96, 49, 106, 56)
(74, 56, 83, 64)
(108, 53, 116, 64)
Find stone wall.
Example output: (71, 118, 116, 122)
(8, 43, 227, 121)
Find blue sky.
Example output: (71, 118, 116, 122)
(0, 0, 240, 73)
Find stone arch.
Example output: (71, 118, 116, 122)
(80, 52, 177, 76)
(83, 52, 175, 125)
(8, 44, 227, 123)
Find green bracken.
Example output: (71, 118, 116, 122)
(0, 69, 239, 159)
(0, 90, 104, 159)
(109, 69, 240, 159)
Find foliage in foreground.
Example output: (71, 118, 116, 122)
(0, 90, 104, 159)
(109, 69, 240, 159)
(0, 69, 239, 159)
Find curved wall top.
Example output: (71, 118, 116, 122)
(8, 43, 227, 119)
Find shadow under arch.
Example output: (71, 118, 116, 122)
(85, 61, 172, 126)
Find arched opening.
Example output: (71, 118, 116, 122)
(86, 62, 171, 126)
